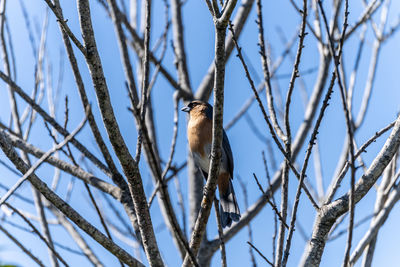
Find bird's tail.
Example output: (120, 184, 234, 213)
(219, 180, 240, 228)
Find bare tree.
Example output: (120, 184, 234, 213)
(0, 0, 399, 266)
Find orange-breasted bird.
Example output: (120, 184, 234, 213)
(182, 100, 240, 228)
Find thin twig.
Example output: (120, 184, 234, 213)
(83, 183, 124, 267)
(213, 198, 227, 267)
(247, 241, 274, 267)
(256, 0, 285, 142)
(174, 175, 188, 239)
(161, 92, 180, 179)
(252, 173, 288, 229)
(237, 176, 257, 267)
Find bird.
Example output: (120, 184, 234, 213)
(181, 100, 240, 228)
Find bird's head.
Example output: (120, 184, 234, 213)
(181, 100, 213, 119)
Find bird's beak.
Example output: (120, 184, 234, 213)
(181, 106, 191, 112)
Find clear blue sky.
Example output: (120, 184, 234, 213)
(1, 0, 400, 266)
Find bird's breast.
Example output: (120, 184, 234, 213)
(188, 115, 212, 172)
(187, 116, 212, 156)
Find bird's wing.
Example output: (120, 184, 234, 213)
(222, 130, 234, 178)
(204, 104, 234, 178)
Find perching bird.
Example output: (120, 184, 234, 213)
(181, 100, 240, 228)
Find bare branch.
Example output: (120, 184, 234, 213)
(247, 241, 274, 267)
(213, 198, 227, 267)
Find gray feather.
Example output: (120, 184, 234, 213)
(219, 180, 240, 228)
(203, 103, 234, 178)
